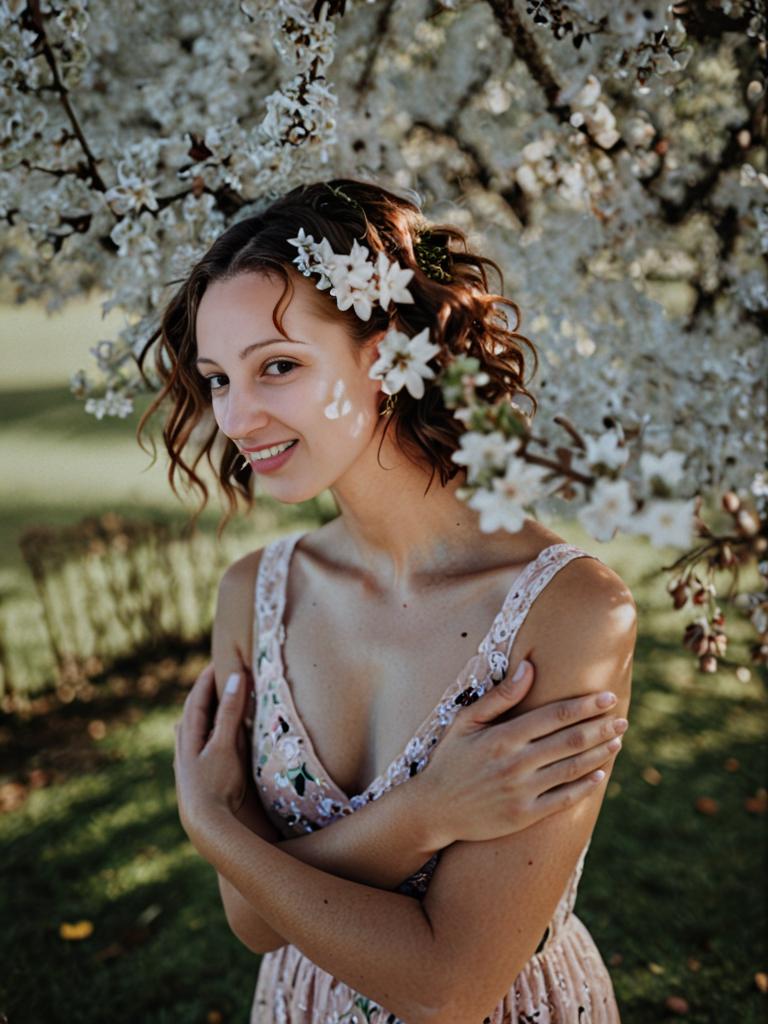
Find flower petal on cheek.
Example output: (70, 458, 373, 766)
(324, 379, 353, 420)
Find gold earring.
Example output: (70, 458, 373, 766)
(379, 393, 397, 417)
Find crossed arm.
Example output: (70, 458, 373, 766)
(216, 761, 444, 954)
(203, 553, 636, 1024)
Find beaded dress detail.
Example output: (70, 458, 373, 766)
(249, 530, 621, 1023)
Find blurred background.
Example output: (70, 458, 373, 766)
(0, 293, 765, 1023)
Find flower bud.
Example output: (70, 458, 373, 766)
(737, 509, 759, 537)
(684, 621, 709, 656)
(710, 632, 728, 656)
(718, 543, 735, 569)
(672, 582, 689, 609)
(722, 491, 741, 514)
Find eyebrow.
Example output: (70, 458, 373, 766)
(195, 337, 308, 366)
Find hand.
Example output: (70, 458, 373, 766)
(417, 660, 626, 847)
(173, 662, 252, 841)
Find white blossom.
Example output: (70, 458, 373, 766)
(468, 457, 552, 534)
(368, 327, 440, 399)
(450, 430, 517, 484)
(640, 450, 687, 487)
(582, 430, 630, 471)
(630, 498, 697, 549)
(577, 479, 635, 542)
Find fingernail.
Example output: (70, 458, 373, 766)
(512, 660, 529, 682)
(225, 672, 240, 695)
(596, 691, 617, 707)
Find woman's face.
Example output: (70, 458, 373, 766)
(194, 270, 385, 503)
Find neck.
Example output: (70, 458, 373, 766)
(328, 426, 508, 593)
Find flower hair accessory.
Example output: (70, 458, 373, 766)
(368, 326, 441, 400)
(287, 228, 440, 398)
(287, 228, 415, 321)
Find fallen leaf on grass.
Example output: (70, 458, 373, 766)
(723, 757, 740, 772)
(694, 796, 718, 816)
(648, 962, 665, 975)
(642, 766, 662, 786)
(755, 972, 768, 994)
(608, 953, 623, 966)
(665, 995, 689, 1015)
(59, 920, 93, 940)
(687, 958, 701, 972)
(87, 719, 107, 740)
(207, 1012, 224, 1024)
(27, 768, 51, 789)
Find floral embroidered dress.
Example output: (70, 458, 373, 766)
(249, 530, 621, 1024)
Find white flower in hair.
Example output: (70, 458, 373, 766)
(287, 228, 334, 288)
(286, 232, 415, 320)
(368, 326, 441, 399)
(326, 239, 377, 320)
(375, 250, 415, 310)
(467, 455, 553, 533)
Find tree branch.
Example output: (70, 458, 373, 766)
(354, 0, 397, 102)
(24, 0, 108, 194)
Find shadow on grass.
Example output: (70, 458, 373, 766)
(1, 749, 260, 1023)
(0, 384, 154, 438)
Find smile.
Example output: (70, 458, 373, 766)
(248, 440, 298, 461)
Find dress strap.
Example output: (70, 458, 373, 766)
(479, 544, 599, 678)
(254, 529, 307, 672)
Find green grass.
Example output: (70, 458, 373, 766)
(1, 296, 766, 1022)
(0, 663, 261, 1024)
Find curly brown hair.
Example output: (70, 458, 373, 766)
(136, 176, 538, 529)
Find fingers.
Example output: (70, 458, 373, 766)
(209, 671, 249, 747)
(465, 659, 535, 726)
(512, 689, 619, 744)
(526, 711, 628, 772)
(534, 732, 623, 792)
(534, 763, 614, 817)
(179, 662, 218, 756)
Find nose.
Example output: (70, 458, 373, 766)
(215, 383, 270, 441)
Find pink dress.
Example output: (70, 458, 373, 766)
(249, 530, 621, 1023)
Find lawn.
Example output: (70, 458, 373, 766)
(0, 297, 766, 1023)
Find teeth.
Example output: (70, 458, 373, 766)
(250, 440, 296, 461)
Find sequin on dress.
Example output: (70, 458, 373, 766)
(249, 530, 621, 1023)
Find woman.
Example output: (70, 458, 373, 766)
(150, 178, 636, 1023)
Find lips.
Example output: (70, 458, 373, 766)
(247, 438, 299, 472)
(240, 439, 298, 453)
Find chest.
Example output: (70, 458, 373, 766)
(277, 564, 530, 799)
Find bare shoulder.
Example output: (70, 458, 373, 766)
(511, 550, 637, 714)
(542, 549, 636, 627)
(211, 546, 267, 698)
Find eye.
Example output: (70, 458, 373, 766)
(264, 359, 298, 377)
(204, 373, 228, 392)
